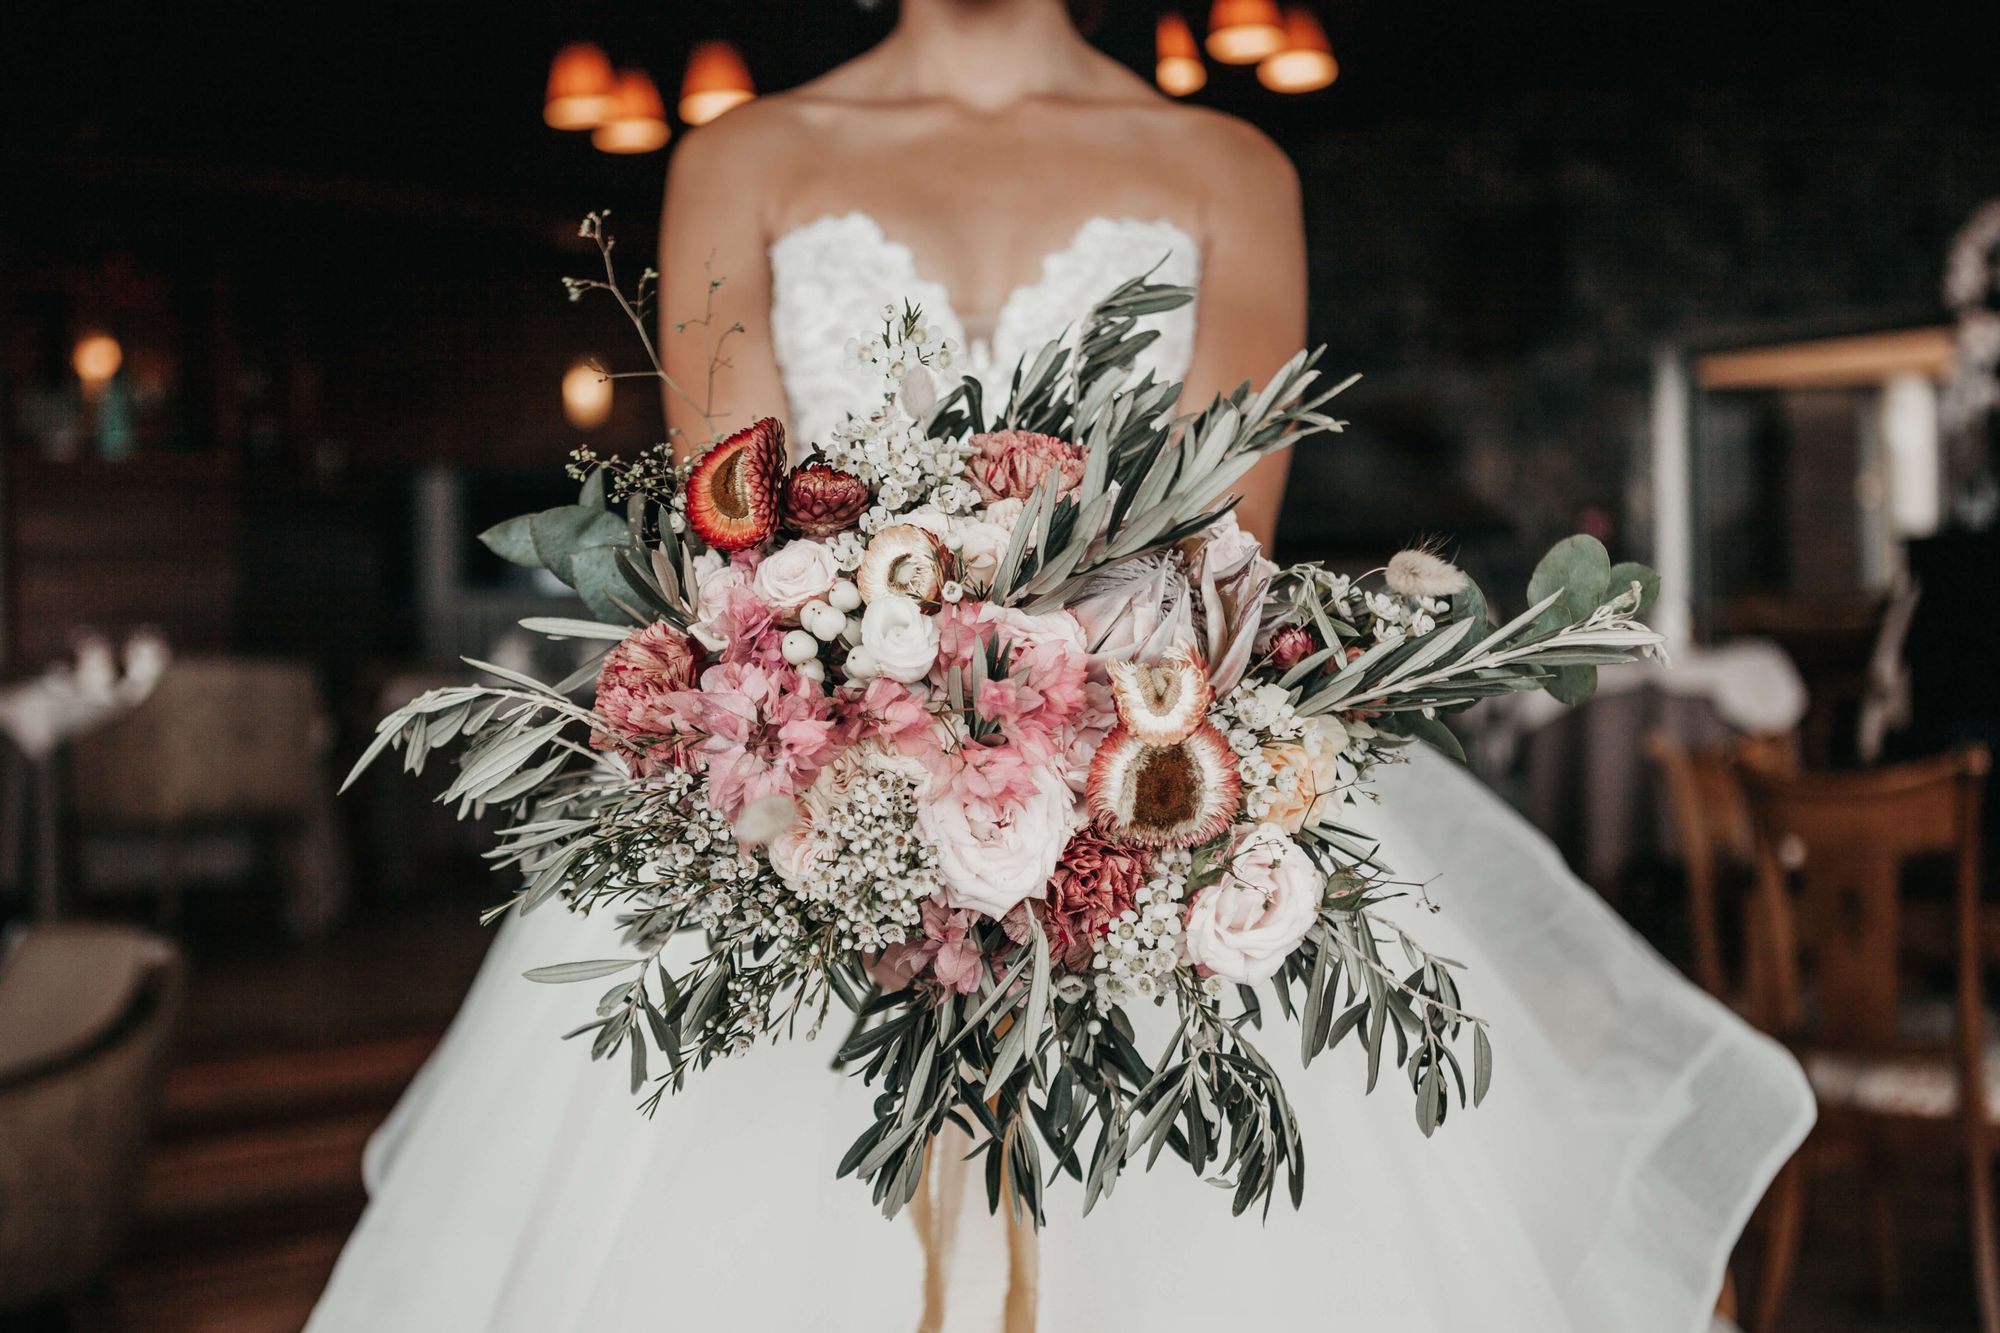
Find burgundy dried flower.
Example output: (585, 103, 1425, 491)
(780, 463, 870, 537)
(1268, 625, 1318, 671)
(1035, 832, 1151, 969)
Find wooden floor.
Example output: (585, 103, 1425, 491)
(83, 901, 488, 1333)
(15, 901, 1988, 1332)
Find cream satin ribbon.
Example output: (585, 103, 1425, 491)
(909, 1122, 1039, 1333)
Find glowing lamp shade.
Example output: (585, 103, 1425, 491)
(1155, 14, 1207, 97)
(1206, 0, 1284, 63)
(1258, 7, 1339, 92)
(544, 42, 615, 131)
(592, 70, 671, 154)
(562, 360, 614, 431)
(72, 333, 123, 390)
(679, 41, 755, 126)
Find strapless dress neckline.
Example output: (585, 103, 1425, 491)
(767, 211, 1202, 448)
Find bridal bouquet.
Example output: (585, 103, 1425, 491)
(351, 217, 1662, 1222)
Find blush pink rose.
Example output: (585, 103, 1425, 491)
(967, 430, 1086, 503)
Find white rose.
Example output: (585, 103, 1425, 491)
(1181, 824, 1323, 983)
(949, 513, 1015, 590)
(689, 552, 752, 652)
(859, 594, 940, 684)
(752, 539, 839, 618)
(919, 762, 1077, 917)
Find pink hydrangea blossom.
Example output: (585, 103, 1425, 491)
(677, 661, 842, 818)
(839, 677, 938, 759)
(935, 602, 1090, 764)
(877, 899, 984, 995)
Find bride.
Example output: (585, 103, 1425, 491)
(307, 2, 1813, 1329)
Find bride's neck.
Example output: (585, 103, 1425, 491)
(880, 0, 1094, 108)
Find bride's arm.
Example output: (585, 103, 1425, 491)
(1178, 123, 1307, 551)
(658, 111, 791, 460)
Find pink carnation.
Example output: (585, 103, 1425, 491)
(1007, 832, 1150, 969)
(967, 430, 1085, 503)
(592, 622, 699, 774)
(878, 899, 984, 995)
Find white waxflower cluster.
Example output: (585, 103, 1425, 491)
(1092, 849, 1191, 1009)
(1214, 682, 1310, 823)
(824, 529, 867, 572)
(1362, 588, 1449, 642)
(822, 310, 976, 523)
(621, 775, 800, 944)
(783, 765, 942, 952)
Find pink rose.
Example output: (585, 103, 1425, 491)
(1181, 824, 1323, 983)
(966, 430, 1086, 503)
(591, 622, 699, 772)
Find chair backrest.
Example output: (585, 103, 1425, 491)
(1740, 747, 1989, 1051)
(1645, 730, 1796, 998)
(67, 657, 325, 826)
(0, 923, 185, 1309)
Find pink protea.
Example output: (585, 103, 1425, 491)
(966, 429, 1086, 503)
(1025, 832, 1151, 969)
(877, 899, 984, 995)
(592, 622, 700, 771)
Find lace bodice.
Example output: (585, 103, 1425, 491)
(769, 212, 1201, 449)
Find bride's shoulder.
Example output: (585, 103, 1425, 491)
(1127, 100, 1298, 199)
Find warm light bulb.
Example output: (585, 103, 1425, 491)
(544, 42, 615, 131)
(1258, 7, 1339, 92)
(1206, 0, 1284, 63)
(562, 360, 614, 430)
(72, 333, 123, 390)
(1155, 14, 1207, 97)
(679, 40, 755, 127)
(592, 69, 670, 154)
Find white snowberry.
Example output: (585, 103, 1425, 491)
(781, 630, 819, 666)
(827, 580, 862, 612)
(801, 600, 846, 642)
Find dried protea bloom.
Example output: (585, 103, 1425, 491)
(856, 524, 947, 604)
(1107, 649, 1211, 746)
(1267, 625, 1317, 671)
(686, 418, 784, 552)
(1087, 722, 1241, 848)
(780, 463, 869, 537)
(1385, 548, 1467, 600)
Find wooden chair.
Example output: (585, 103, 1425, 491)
(1739, 746, 1995, 1332)
(1645, 730, 1796, 1000)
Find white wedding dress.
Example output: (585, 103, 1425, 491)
(306, 213, 1813, 1333)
